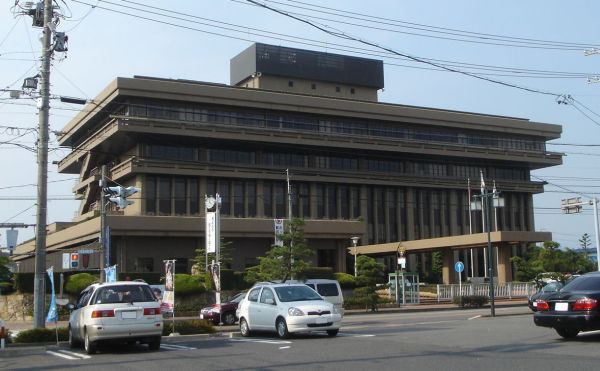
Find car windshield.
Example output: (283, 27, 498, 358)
(561, 275, 600, 292)
(274, 285, 323, 302)
(93, 284, 156, 304)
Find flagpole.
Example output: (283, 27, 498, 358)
(468, 179, 474, 277)
(480, 171, 488, 277)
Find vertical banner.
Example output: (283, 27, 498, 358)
(206, 212, 216, 253)
(6, 229, 18, 256)
(104, 265, 117, 282)
(211, 261, 221, 292)
(274, 218, 284, 246)
(162, 260, 175, 313)
(46, 267, 58, 323)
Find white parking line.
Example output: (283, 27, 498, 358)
(468, 315, 482, 320)
(229, 338, 292, 345)
(160, 343, 197, 350)
(279, 346, 291, 349)
(336, 333, 376, 338)
(46, 350, 91, 360)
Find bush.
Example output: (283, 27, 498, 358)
(13, 327, 69, 343)
(162, 319, 215, 336)
(334, 272, 356, 289)
(453, 295, 489, 308)
(0, 281, 14, 294)
(65, 273, 99, 295)
(174, 274, 205, 296)
(301, 267, 335, 280)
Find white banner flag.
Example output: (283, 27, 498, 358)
(274, 219, 284, 246)
(206, 212, 216, 253)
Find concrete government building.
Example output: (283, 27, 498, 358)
(14, 43, 562, 283)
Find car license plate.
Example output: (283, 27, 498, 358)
(316, 317, 327, 324)
(555, 302, 569, 311)
(122, 311, 137, 319)
(200, 314, 204, 319)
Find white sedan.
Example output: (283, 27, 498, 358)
(237, 283, 342, 339)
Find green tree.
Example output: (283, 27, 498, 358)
(192, 238, 233, 276)
(511, 241, 595, 283)
(353, 255, 386, 312)
(0, 255, 12, 282)
(244, 218, 313, 282)
(579, 233, 592, 257)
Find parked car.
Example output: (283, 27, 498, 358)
(67, 281, 163, 354)
(294, 279, 345, 316)
(237, 282, 342, 339)
(528, 281, 564, 311)
(533, 271, 600, 339)
(200, 292, 245, 325)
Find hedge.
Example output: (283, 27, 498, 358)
(453, 295, 489, 308)
(13, 327, 69, 343)
(162, 319, 215, 336)
(14, 271, 98, 294)
(174, 274, 205, 296)
(65, 273, 99, 295)
(334, 272, 357, 289)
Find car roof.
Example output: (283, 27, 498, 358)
(252, 282, 312, 289)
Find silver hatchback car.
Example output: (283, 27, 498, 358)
(67, 281, 163, 354)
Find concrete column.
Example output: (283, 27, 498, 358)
(442, 248, 455, 284)
(497, 244, 513, 283)
(449, 190, 458, 235)
(256, 179, 264, 217)
(405, 188, 415, 240)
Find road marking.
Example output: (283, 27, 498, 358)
(230, 338, 292, 345)
(161, 343, 197, 350)
(336, 333, 376, 338)
(468, 315, 482, 320)
(279, 346, 291, 349)
(343, 319, 458, 331)
(46, 350, 90, 360)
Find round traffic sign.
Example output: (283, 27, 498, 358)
(455, 261, 464, 273)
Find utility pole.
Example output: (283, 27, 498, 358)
(32, 0, 53, 329)
(561, 197, 600, 271)
(100, 165, 107, 282)
(286, 169, 294, 279)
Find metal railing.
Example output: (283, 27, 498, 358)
(436, 282, 537, 302)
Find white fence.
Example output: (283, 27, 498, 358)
(436, 282, 537, 302)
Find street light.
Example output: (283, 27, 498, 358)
(396, 244, 406, 305)
(350, 236, 360, 277)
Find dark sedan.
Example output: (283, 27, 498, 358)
(533, 272, 600, 339)
(528, 281, 563, 311)
(200, 292, 245, 325)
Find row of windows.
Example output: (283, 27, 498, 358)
(144, 176, 530, 244)
(125, 99, 546, 152)
(143, 144, 529, 181)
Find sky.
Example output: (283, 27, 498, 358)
(0, 0, 599, 252)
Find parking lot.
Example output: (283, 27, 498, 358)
(3, 305, 600, 370)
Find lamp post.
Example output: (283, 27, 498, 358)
(396, 245, 406, 305)
(350, 236, 360, 277)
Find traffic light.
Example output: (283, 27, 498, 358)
(70, 253, 79, 269)
(106, 186, 141, 209)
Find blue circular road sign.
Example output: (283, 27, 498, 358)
(455, 261, 464, 273)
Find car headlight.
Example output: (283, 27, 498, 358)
(288, 307, 304, 316)
(332, 305, 340, 315)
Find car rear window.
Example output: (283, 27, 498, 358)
(315, 283, 339, 297)
(561, 276, 600, 291)
(93, 285, 156, 304)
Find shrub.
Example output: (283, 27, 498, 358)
(13, 327, 69, 343)
(65, 273, 99, 295)
(0, 281, 14, 294)
(453, 295, 489, 308)
(334, 272, 356, 289)
(162, 319, 215, 336)
(174, 274, 205, 296)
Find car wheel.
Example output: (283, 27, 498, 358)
(84, 329, 97, 354)
(240, 318, 252, 337)
(555, 328, 579, 339)
(223, 312, 236, 326)
(327, 329, 339, 337)
(68, 326, 80, 348)
(276, 318, 290, 339)
(148, 336, 161, 351)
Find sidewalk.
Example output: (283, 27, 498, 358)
(2, 298, 528, 332)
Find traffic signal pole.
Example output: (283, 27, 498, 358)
(32, 0, 53, 329)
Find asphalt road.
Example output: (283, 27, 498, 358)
(5, 306, 600, 371)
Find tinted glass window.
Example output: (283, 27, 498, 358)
(305, 284, 316, 290)
(316, 283, 339, 297)
(275, 286, 323, 302)
(93, 285, 156, 304)
(248, 287, 261, 302)
(562, 276, 600, 291)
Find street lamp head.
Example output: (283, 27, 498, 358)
(350, 236, 360, 246)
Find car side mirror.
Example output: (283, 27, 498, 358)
(265, 298, 275, 305)
(66, 303, 75, 311)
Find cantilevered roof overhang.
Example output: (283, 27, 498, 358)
(348, 231, 552, 255)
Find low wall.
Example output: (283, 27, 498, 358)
(0, 294, 34, 321)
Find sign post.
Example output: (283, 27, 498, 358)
(455, 261, 465, 304)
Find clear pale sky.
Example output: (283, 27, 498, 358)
(1, 0, 599, 251)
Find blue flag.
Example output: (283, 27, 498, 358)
(46, 266, 58, 323)
(104, 265, 117, 282)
